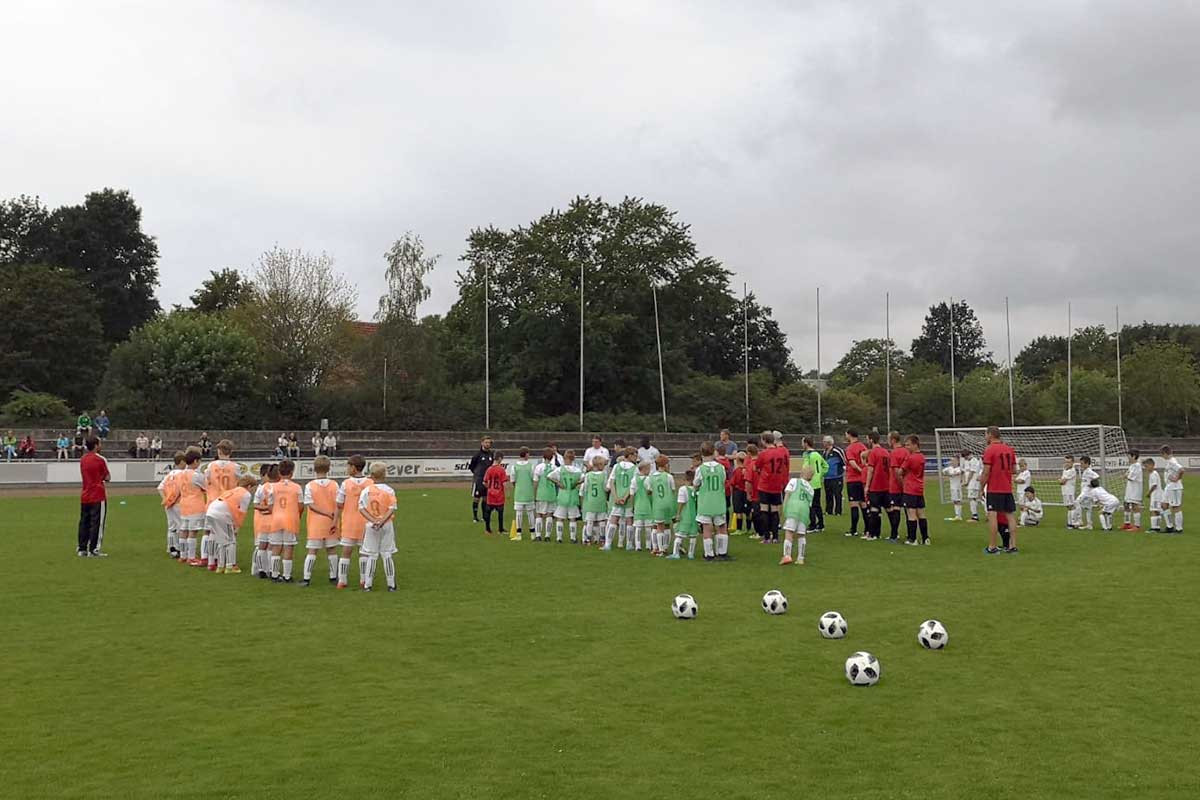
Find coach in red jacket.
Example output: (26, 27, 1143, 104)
(77, 437, 111, 557)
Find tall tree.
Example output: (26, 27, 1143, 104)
(187, 268, 254, 314)
(0, 264, 106, 411)
(1015, 325, 1114, 380)
(829, 339, 908, 388)
(0, 195, 52, 262)
(910, 300, 993, 374)
(377, 232, 437, 324)
(1120, 342, 1200, 435)
(233, 246, 357, 423)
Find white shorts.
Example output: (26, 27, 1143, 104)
(514, 501, 534, 512)
(255, 534, 270, 545)
(338, 537, 362, 549)
(782, 516, 807, 533)
(553, 505, 581, 520)
(1099, 499, 1120, 514)
(268, 532, 298, 546)
(966, 483, 981, 500)
(205, 515, 237, 546)
(1149, 489, 1163, 507)
(1163, 487, 1183, 507)
(165, 506, 182, 533)
(306, 537, 340, 550)
(696, 514, 727, 527)
(361, 522, 397, 557)
(948, 485, 962, 502)
(181, 513, 206, 532)
(583, 511, 607, 523)
(1124, 486, 1143, 505)
(535, 501, 556, 515)
(1061, 489, 1076, 506)
(609, 504, 635, 519)
(1020, 512, 1042, 526)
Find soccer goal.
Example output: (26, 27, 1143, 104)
(933, 425, 1129, 507)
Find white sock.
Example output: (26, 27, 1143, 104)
(199, 534, 209, 561)
(604, 522, 616, 548)
(569, 521, 577, 542)
(1101, 513, 1112, 531)
(716, 533, 729, 555)
(1133, 512, 1141, 528)
(1175, 511, 1183, 530)
(556, 520, 564, 541)
(672, 534, 683, 556)
(358, 555, 367, 584)
(797, 535, 807, 560)
(1151, 514, 1161, 530)
(282, 559, 293, 580)
(187, 538, 197, 559)
(270, 554, 281, 578)
(337, 557, 350, 584)
(534, 518, 542, 539)
(687, 538, 697, 558)
(702, 537, 715, 557)
(225, 543, 237, 567)
(618, 518, 628, 547)
(383, 556, 396, 589)
(364, 555, 378, 588)
(954, 504, 962, 520)
(526, 510, 537, 535)
(303, 553, 316, 580)
(783, 539, 793, 558)
(969, 500, 977, 517)
(659, 530, 668, 551)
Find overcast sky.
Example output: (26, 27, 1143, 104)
(3, 0, 1196, 370)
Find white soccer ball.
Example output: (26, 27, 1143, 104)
(761, 589, 788, 615)
(818, 611, 848, 639)
(918, 619, 949, 650)
(845, 651, 881, 686)
(672, 593, 698, 619)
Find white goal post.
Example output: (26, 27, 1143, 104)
(934, 425, 1129, 507)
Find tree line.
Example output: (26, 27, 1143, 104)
(1, 190, 1198, 435)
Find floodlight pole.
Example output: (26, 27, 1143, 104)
(885, 292, 891, 432)
(1067, 302, 1072, 425)
(1005, 296, 1015, 426)
(743, 282, 750, 436)
(653, 283, 668, 432)
(484, 260, 490, 430)
(949, 297, 957, 425)
(1115, 305, 1123, 428)
(816, 286, 822, 433)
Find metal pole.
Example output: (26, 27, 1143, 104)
(816, 286, 822, 433)
(885, 291, 891, 432)
(1067, 302, 1072, 425)
(1005, 296, 1015, 426)
(949, 297, 957, 425)
(484, 261, 490, 430)
(579, 260, 584, 432)
(1115, 305, 1123, 428)
(652, 283, 668, 432)
(383, 355, 388, 415)
(743, 282, 750, 436)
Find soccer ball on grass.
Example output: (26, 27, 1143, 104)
(761, 589, 788, 615)
(672, 593, 698, 619)
(818, 611, 847, 639)
(844, 651, 881, 686)
(918, 619, 949, 649)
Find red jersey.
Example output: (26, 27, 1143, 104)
(744, 458, 759, 502)
(757, 446, 791, 494)
(716, 456, 733, 494)
(888, 446, 907, 494)
(80, 452, 110, 503)
(867, 446, 891, 492)
(730, 466, 745, 494)
(902, 451, 926, 496)
(982, 441, 1017, 494)
(483, 464, 508, 506)
(845, 441, 867, 484)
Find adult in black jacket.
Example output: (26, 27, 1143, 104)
(467, 436, 494, 523)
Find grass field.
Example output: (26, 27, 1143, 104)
(2, 485, 1199, 799)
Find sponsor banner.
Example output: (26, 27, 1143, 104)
(27, 457, 475, 484)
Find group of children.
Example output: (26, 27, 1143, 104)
(940, 445, 1185, 534)
(156, 441, 401, 591)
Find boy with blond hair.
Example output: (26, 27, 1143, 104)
(507, 447, 536, 540)
(179, 448, 208, 565)
(265, 460, 304, 582)
(668, 468, 699, 559)
(334, 455, 374, 589)
(548, 450, 583, 543)
(604, 446, 639, 549)
(204, 474, 258, 574)
(156, 451, 187, 558)
(201, 439, 243, 569)
(649, 453, 676, 556)
(532, 447, 558, 542)
(630, 460, 654, 551)
(695, 442, 730, 561)
(779, 464, 814, 565)
(302, 455, 340, 586)
(581, 455, 610, 547)
(358, 462, 398, 592)
(251, 463, 274, 578)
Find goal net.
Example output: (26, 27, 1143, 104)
(933, 426, 1129, 507)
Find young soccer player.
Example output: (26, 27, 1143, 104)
(900, 434, 929, 545)
(1144, 457, 1163, 532)
(801, 437, 828, 533)
(730, 452, 748, 534)
(743, 443, 761, 540)
(548, 450, 582, 543)
(334, 455, 374, 589)
(178, 448, 208, 565)
(630, 460, 653, 551)
(1160, 446, 1184, 533)
(581, 455, 610, 547)
(1076, 456, 1100, 530)
(1121, 449, 1144, 530)
(508, 448, 536, 540)
(481, 452, 509, 536)
(1014, 459, 1032, 507)
(863, 432, 890, 541)
(756, 432, 789, 545)
(203, 474, 258, 574)
(649, 454, 676, 556)
(779, 464, 814, 565)
(358, 462, 398, 591)
(1080, 478, 1120, 531)
(157, 451, 186, 557)
(1060, 455, 1079, 528)
(201, 439, 242, 569)
(251, 463, 275, 579)
(695, 442, 731, 561)
(604, 447, 638, 549)
(266, 460, 303, 582)
(668, 469, 699, 559)
(885, 431, 906, 541)
(963, 449, 982, 522)
(843, 430, 868, 537)
(942, 455, 964, 521)
(1019, 487, 1044, 527)
(532, 448, 558, 541)
(301, 455, 339, 585)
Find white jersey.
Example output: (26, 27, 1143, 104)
(942, 465, 963, 486)
(1082, 484, 1119, 511)
(1014, 469, 1031, 497)
(637, 446, 661, 472)
(1060, 467, 1077, 491)
(1163, 457, 1184, 489)
(157, 467, 183, 494)
(583, 446, 611, 471)
(1147, 470, 1163, 500)
(1079, 467, 1099, 492)
(1125, 464, 1144, 492)
(964, 457, 982, 487)
(1021, 496, 1044, 521)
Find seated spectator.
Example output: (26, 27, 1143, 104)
(76, 411, 92, 436)
(94, 410, 111, 439)
(287, 432, 300, 458)
(72, 430, 85, 459)
(276, 432, 288, 458)
(198, 433, 212, 458)
(18, 435, 36, 461)
(323, 431, 337, 457)
(135, 432, 150, 459)
(311, 431, 324, 456)
(56, 433, 70, 460)
(150, 436, 163, 459)
(3, 431, 16, 462)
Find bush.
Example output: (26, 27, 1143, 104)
(0, 390, 72, 425)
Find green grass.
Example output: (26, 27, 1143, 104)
(2, 486, 1199, 799)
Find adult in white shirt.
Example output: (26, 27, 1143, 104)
(637, 435, 660, 473)
(583, 435, 611, 473)
(312, 432, 324, 456)
(1122, 450, 1145, 530)
(135, 433, 150, 459)
(150, 436, 163, 460)
(323, 432, 338, 457)
(1159, 445, 1185, 533)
